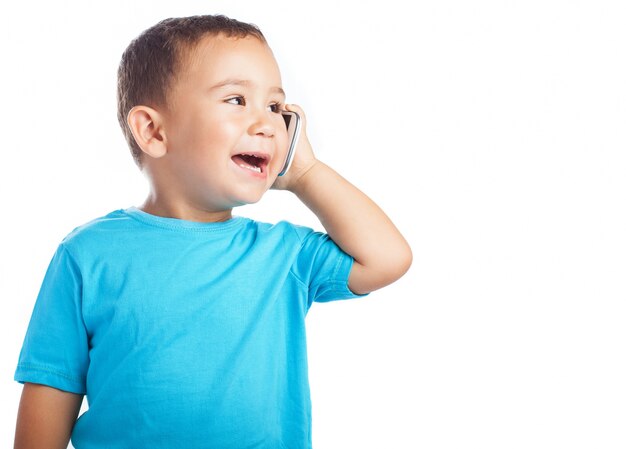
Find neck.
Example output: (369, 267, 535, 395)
(139, 195, 233, 223)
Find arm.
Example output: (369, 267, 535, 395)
(15, 383, 83, 449)
(273, 105, 412, 295)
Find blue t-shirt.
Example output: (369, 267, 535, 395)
(14, 207, 366, 449)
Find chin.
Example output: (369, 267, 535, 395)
(228, 183, 273, 207)
(247, 193, 266, 204)
(232, 192, 266, 207)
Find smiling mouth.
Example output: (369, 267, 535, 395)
(232, 153, 269, 174)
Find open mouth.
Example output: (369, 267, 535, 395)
(231, 152, 269, 174)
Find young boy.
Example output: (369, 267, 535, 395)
(14, 14, 411, 449)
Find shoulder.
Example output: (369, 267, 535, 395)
(61, 209, 131, 242)
(57, 209, 136, 259)
(241, 217, 319, 246)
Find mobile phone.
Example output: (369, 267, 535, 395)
(278, 110, 301, 176)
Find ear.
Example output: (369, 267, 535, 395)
(127, 105, 168, 159)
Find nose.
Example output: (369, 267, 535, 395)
(248, 109, 276, 138)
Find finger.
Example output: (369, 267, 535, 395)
(284, 103, 307, 127)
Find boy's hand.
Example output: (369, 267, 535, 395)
(271, 104, 318, 192)
(270, 105, 412, 295)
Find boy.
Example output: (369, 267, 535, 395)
(14, 14, 411, 449)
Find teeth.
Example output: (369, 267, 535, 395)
(239, 164, 261, 173)
(242, 153, 265, 160)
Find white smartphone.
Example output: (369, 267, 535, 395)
(278, 110, 301, 176)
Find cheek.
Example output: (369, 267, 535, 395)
(276, 127, 289, 156)
(270, 134, 288, 172)
(218, 120, 245, 143)
(204, 113, 249, 148)
(169, 111, 214, 149)
(178, 125, 240, 166)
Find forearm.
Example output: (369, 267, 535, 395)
(291, 160, 412, 294)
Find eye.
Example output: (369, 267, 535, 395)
(226, 96, 245, 106)
(268, 103, 282, 113)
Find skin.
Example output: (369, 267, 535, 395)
(14, 383, 83, 449)
(14, 33, 412, 448)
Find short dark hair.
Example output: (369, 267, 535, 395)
(116, 15, 266, 168)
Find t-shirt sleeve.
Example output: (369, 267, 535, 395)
(14, 243, 89, 394)
(291, 226, 369, 307)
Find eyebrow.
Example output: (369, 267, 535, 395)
(209, 78, 286, 96)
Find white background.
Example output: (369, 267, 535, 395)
(1, 1, 625, 448)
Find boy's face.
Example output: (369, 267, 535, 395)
(156, 34, 289, 212)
